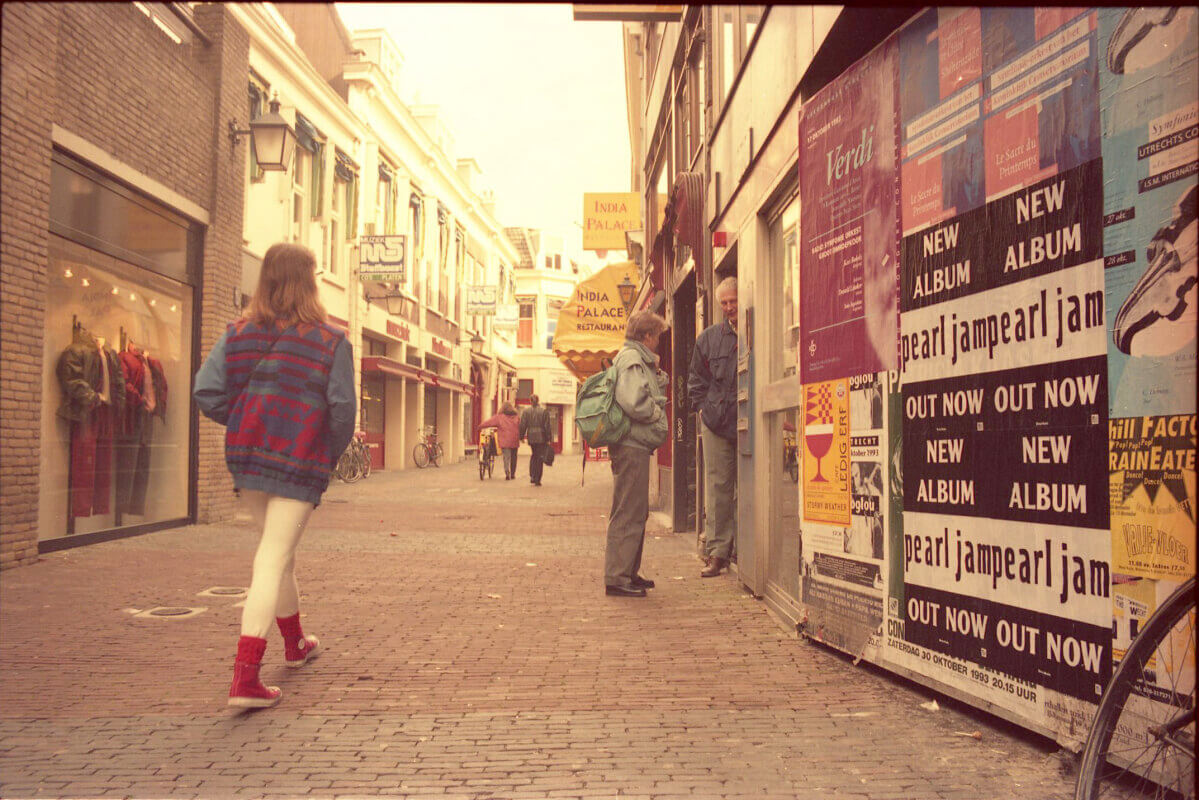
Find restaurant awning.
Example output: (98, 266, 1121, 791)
(551, 260, 638, 381)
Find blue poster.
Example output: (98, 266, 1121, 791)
(1099, 7, 1198, 417)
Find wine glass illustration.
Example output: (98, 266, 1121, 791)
(805, 385, 835, 483)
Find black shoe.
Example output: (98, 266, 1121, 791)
(533, 481, 541, 486)
(631, 575, 655, 589)
(605, 585, 647, 597)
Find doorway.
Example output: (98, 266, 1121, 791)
(672, 273, 697, 532)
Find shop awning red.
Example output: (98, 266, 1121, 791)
(362, 356, 474, 394)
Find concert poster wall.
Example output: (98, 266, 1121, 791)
(792, 6, 1195, 745)
(798, 39, 900, 384)
(1097, 7, 1197, 419)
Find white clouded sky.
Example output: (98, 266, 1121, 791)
(334, 3, 630, 267)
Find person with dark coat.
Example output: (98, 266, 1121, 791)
(479, 402, 521, 480)
(518, 394, 553, 486)
(688, 276, 739, 578)
(194, 242, 356, 710)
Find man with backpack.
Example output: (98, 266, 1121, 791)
(601, 310, 670, 597)
(518, 394, 553, 486)
(688, 276, 739, 578)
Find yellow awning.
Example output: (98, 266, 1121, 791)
(552, 260, 638, 381)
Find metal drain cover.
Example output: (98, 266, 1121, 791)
(148, 607, 193, 616)
(208, 588, 244, 596)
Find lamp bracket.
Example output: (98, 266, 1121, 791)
(228, 120, 252, 149)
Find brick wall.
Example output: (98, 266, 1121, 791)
(0, 3, 249, 567)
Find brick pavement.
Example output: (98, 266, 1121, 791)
(0, 455, 1079, 799)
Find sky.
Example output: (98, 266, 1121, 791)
(334, 3, 630, 269)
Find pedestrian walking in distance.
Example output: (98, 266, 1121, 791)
(519, 394, 553, 486)
(605, 310, 670, 597)
(688, 276, 738, 578)
(194, 242, 356, 709)
(479, 402, 521, 479)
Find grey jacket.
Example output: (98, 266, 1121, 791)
(613, 339, 669, 451)
(519, 404, 552, 444)
(688, 320, 738, 441)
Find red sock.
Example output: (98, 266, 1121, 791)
(236, 634, 268, 665)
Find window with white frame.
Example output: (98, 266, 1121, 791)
(329, 176, 345, 277)
(291, 147, 310, 245)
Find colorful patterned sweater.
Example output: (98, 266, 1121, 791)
(194, 318, 356, 505)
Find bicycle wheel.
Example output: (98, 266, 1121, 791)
(1076, 576, 1195, 800)
(479, 457, 486, 480)
(431, 442, 444, 467)
(412, 443, 429, 469)
(487, 455, 494, 479)
(360, 444, 372, 478)
(336, 449, 362, 483)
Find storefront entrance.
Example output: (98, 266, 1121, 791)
(361, 372, 385, 470)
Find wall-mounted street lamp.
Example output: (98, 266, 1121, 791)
(460, 332, 485, 356)
(617, 275, 637, 313)
(228, 94, 297, 171)
(364, 285, 408, 316)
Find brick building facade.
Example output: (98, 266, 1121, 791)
(0, 3, 249, 567)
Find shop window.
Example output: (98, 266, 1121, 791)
(360, 373, 385, 438)
(43, 236, 194, 542)
(517, 379, 534, 401)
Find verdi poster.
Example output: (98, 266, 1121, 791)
(799, 39, 900, 384)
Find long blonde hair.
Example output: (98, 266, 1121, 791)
(245, 242, 327, 326)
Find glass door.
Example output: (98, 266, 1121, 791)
(762, 193, 802, 619)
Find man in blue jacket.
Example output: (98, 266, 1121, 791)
(688, 277, 738, 577)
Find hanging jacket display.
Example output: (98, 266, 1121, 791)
(56, 326, 124, 518)
(115, 343, 165, 516)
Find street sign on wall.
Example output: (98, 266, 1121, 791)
(359, 235, 407, 281)
(466, 285, 497, 315)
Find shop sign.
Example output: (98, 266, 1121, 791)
(545, 373, 579, 405)
(466, 285, 497, 315)
(430, 337, 452, 358)
(359, 235, 407, 281)
(386, 320, 410, 342)
(494, 303, 519, 331)
(583, 192, 641, 250)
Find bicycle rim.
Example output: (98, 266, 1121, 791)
(432, 443, 444, 467)
(361, 449, 372, 478)
(412, 444, 429, 469)
(1076, 577, 1195, 800)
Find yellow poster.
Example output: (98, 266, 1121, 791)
(582, 192, 641, 250)
(803, 378, 851, 525)
(1109, 415, 1197, 581)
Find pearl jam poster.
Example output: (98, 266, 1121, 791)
(798, 39, 899, 384)
(1097, 7, 1197, 419)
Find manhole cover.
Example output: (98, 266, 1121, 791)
(148, 607, 193, 617)
(207, 588, 244, 596)
(443, 514, 472, 520)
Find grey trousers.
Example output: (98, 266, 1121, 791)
(604, 442, 650, 587)
(701, 422, 736, 560)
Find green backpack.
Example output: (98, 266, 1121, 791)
(574, 365, 630, 447)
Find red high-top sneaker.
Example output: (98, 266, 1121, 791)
(277, 613, 322, 668)
(228, 635, 282, 709)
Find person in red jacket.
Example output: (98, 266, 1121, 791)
(479, 403, 521, 480)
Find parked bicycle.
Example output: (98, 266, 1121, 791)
(412, 427, 444, 469)
(1075, 575, 1195, 799)
(334, 432, 372, 483)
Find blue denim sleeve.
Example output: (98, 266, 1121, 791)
(193, 328, 231, 426)
(325, 336, 357, 458)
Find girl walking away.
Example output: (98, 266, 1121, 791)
(479, 402, 521, 479)
(194, 243, 356, 709)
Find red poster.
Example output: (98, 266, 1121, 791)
(798, 39, 900, 383)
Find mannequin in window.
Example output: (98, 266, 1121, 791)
(57, 325, 124, 518)
(116, 339, 164, 516)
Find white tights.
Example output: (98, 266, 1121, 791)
(239, 490, 315, 639)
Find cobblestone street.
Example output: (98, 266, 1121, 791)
(0, 456, 1079, 799)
